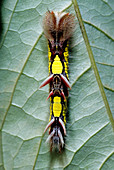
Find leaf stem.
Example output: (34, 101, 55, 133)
(72, 0, 114, 130)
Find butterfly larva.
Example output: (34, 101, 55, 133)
(40, 11, 75, 152)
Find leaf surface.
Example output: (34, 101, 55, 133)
(0, 0, 114, 169)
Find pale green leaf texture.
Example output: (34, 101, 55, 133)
(0, 0, 114, 170)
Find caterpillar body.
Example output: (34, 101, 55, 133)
(40, 11, 75, 151)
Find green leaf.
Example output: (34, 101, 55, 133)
(0, 0, 114, 169)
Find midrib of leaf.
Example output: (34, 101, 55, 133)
(72, 0, 114, 130)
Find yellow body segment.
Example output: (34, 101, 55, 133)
(49, 97, 67, 124)
(49, 98, 52, 121)
(52, 55, 63, 74)
(64, 44, 69, 78)
(64, 62, 68, 78)
(53, 96, 62, 117)
(62, 99, 67, 124)
(48, 46, 51, 73)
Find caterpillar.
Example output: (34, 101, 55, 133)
(40, 11, 75, 151)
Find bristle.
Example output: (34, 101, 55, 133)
(43, 11, 56, 41)
(58, 13, 75, 41)
(43, 11, 75, 44)
(59, 118, 66, 135)
(60, 74, 71, 89)
(44, 118, 55, 134)
(47, 91, 54, 100)
(58, 129, 64, 147)
(39, 74, 53, 88)
(46, 129, 55, 143)
(61, 91, 66, 101)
